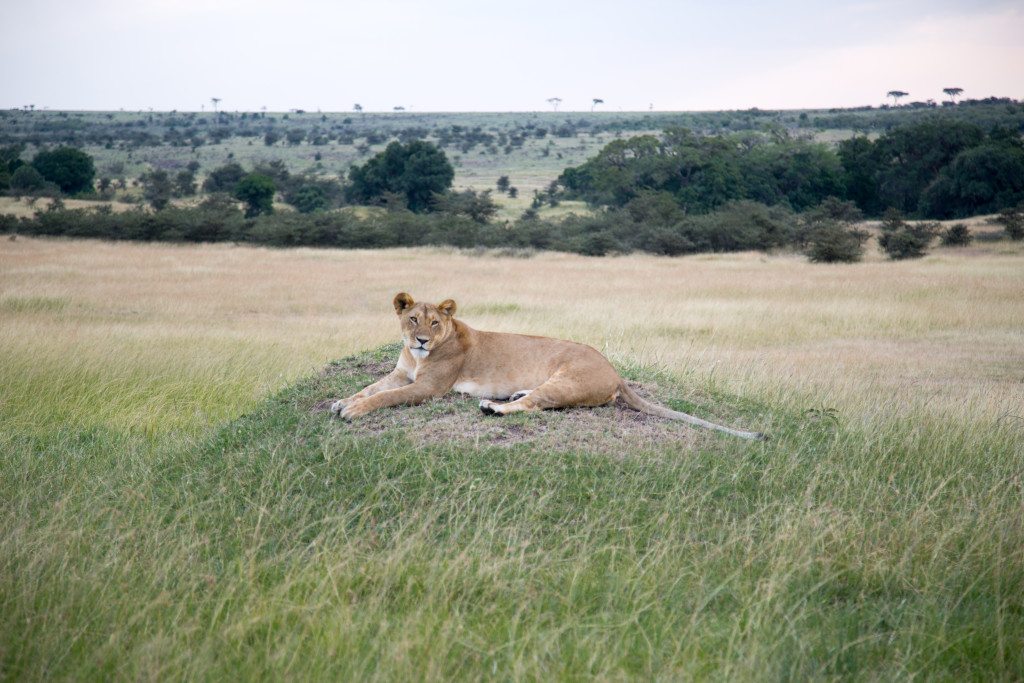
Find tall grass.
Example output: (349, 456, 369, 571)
(2, 349, 1021, 679)
(1, 237, 1023, 678)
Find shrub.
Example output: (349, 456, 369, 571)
(877, 208, 937, 259)
(432, 189, 498, 224)
(202, 162, 245, 193)
(173, 170, 197, 197)
(0, 213, 18, 234)
(800, 197, 867, 262)
(805, 221, 869, 263)
(288, 185, 328, 214)
(10, 165, 47, 193)
(142, 170, 173, 210)
(991, 205, 1024, 240)
(686, 200, 795, 252)
(940, 223, 972, 246)
(575, 231, 621, 256)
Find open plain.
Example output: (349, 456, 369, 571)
(2, 235, 1023, 679)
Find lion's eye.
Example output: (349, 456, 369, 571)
(410, 316, 417, 324)
(431, 320, 439, 327)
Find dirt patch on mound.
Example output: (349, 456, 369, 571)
(313, 357, 717, 455)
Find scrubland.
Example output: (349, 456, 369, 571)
(1, 236, 1022, 679)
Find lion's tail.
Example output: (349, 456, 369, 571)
(617, 381, 766, 441)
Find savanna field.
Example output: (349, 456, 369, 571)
(2, 233, 1023, 679)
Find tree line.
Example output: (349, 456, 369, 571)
(3, 100, 1021, 152)
(4, 189, 1021, 264)
(3, 121, 1023, 263)
(559, 119, 1024, 220)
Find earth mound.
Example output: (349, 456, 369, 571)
(309, 346, 750, 455)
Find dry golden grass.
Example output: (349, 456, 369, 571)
(1, 236, 1022, 434)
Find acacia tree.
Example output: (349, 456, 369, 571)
(346, 140, 454, 212)
(591, 98, 604, 112)
(546, 97, 562, 111)
(942, 87, 964, 104)
(210, 97, 221, 113)
(887, 90, 909, 106)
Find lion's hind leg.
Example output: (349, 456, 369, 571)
(479, 394, 539, 416)
(478, 389, 534, 414)
(479, 369, 616, 416)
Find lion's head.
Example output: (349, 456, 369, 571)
(393, 292, 457, 358)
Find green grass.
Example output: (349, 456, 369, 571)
(0, 296, 69, 314)
(2, 345, 1022, 680)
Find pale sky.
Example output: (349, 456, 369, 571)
(2, 0, 1022, 112)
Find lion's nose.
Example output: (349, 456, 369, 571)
(416, 336, 429, 344)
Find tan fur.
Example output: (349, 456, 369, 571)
(330, 293, 765, 440)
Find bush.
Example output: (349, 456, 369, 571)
(799, 197, 867, 262)
(940, 223, 972, 246)
(288, 185, 328, 214)
(173, 170, 197, 197)
(10, 165, 47, 193)
(432, 189, 498, 224)
(142, 169, 173, 210)
(202, 163, 245, 193)
(576, 231, 621, 256)
(686, 201, 796, 252)
(877, 209, 937, 259)
(991, 205, 1024, 240)
(805, 221, 869, 263)
(0, 213, 19, 234)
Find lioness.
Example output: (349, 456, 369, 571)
(330, 293, 765, 440)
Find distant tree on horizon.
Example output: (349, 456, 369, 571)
(210, 97, 221, 113)
(591, 98, 604, 112)
(547, 97, 562, 112)
(887, 90, 909, 106)
(353, 103, 363, 115)
(943, 87, 964, 104)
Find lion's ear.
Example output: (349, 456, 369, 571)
(393, 292, 414, 314)
(438, 299, 457, 317)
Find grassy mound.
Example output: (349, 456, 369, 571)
(312, 343, 761, 455)
(2, 346, 1022, 679)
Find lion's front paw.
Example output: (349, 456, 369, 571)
(340, 399, 372, 420)
(329, 399, 348, 415)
